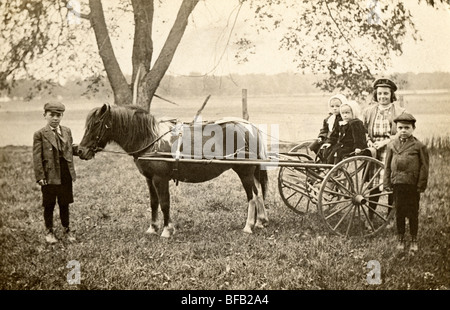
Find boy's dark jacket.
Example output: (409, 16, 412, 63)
(33, 125, 77, 184)
(383, 136, 429, 192)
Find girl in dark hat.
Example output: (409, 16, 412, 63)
(362, 78, 407, 223)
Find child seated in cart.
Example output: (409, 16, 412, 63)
(321, 100, 368, 164)
(309, 94, 346, 161)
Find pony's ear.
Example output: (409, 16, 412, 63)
(100, 103, 110, 115)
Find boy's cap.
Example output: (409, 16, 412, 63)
(394, 112, 416, 124)
(44, 102, 65, 113)
(373, 78, 397, 92)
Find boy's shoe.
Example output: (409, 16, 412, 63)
(396, 235, 405, 251)
(64, 228, 76, 242)
(409, 241, 419, 253)
(45, 232, 58, 244)
(396, 241, 405, 251)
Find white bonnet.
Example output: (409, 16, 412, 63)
(340, 100, 361, 119)
(328, 94, 348, 110)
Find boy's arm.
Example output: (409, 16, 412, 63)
(417, 144, 429, 192)
(67, 127, 80, 157)
(32, 131, 45, 183)
(383, 145, 393, 191)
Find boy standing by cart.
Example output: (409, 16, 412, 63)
(383, 112, 429, 253)
(33, 102, 78, 244)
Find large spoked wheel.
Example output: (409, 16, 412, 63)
(317, 156, 395, 237)
(277, 153, 316, 214)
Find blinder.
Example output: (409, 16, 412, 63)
(90, 106, 111, 153)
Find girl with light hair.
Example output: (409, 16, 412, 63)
(308, 94, 346, 159)
(322, 100, 368, 164)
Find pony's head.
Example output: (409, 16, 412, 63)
(78, 104, 112, 160)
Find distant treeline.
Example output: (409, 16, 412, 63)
(5, 71, 450, 100)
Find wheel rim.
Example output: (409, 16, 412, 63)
(277, 154, 314, 214)
(317, 156, 394, 237)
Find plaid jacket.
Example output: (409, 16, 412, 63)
(362, 103, 406, 140)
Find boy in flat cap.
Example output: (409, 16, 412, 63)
(33, 102, 78, 244)
(383, 112, 429, 253)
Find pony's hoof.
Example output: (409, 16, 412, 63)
(255, 222, 265, 229)
(243, 226, 253, 234)
(145, 225, 159, 235)
(161, 225, 175, 238)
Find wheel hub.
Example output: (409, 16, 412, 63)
(353, 194, 367, 206)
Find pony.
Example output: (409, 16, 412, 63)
(77, 104, 269, 237)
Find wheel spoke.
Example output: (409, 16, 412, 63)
(352, 159, 360, 192)
(327, 173, 354, 196)
(331, 203, 354, 231)
(325, 201, 353, 220)
(362, 166, 383, 192)
(345, 205, 357, 237)
(365, 199, 394, 211)
(362, 203, 391, 222)
(361, 205, 375, 232)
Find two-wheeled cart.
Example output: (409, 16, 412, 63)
(277, 140, 394, 237)
(138, 139, 394, 238)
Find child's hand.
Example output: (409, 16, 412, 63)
(355, 148, 361, 154)
(38, 179, 47, 186)
(373, 139, 389, 150)
(321, 143, 331, 149)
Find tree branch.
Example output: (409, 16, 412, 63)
(61, 0, 91, 20)
(141, 0, 200, 110)
(88, 0, 132, 105)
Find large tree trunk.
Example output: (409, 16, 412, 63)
(131, 0, 154, 86)
(89, 0, 199, 110)
(89, 0, 132, 106)
(138, 0, 200, 111)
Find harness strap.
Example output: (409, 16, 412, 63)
(173, 123, 183, 186)
(128, 129, 172, 158)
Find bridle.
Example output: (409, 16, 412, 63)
(89, 111, 111, 154)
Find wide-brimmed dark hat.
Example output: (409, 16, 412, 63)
(44, 101, 65, 113)
(373, 78, 397, 92)
(394, 112, 416, 124)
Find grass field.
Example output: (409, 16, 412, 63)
(0, 144, 449, 290)
(0, 93, 449, 291)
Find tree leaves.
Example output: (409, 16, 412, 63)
(242, 0, 447, 100)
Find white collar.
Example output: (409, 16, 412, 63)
(378, 104, 392, 111)
(50, 125, 61, 135)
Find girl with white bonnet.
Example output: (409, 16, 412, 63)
(309, 94, 346, 159)
(322, 100, 368, 164)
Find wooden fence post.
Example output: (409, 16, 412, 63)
(242, 89, 249, 120)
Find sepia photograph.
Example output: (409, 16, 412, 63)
(1, 0, 449, 299)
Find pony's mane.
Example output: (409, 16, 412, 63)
(88, 105, 160, 153)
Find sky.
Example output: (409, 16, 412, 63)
(130, 0, 450, 77)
